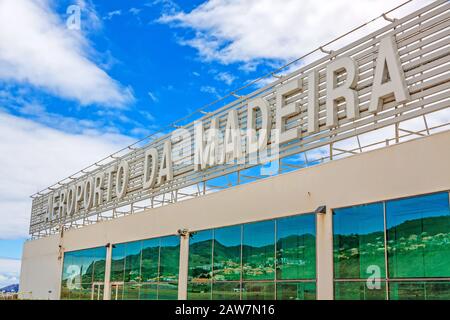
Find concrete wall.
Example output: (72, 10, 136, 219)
(20, 130, 450, 299)
(19, 235, 61, 299)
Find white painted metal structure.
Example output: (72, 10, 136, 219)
(29, 0, 450, 238)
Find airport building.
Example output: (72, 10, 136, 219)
(20, 0, 450, 300)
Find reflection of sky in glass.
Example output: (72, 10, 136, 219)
(160, 235, 180, 248)
(112, 243, 127, 260)
(142, 238, 159, 250)
(387, 192, 450, 228)
(62, 247, 106, 281)
(214, 225, 241, 247)
(190, 230, 213, 244)
(277, 214, 315, 239)
(125, 241, 142, 256)
(206, 172, 238, 188)
(243, 220, 275, 247)
(334, 203, 384, 236)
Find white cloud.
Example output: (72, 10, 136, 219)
(159, 0, 433, 66)
(140, 110, 156, 122)
(0, 111, 135, 239)
(200, 85, 219, 97)
(129, 7, 142, 16)
(0, 258, 20, 288)
(0, 0, 133, 107)
(214, 71, 236, 85)
(104, 10, 122, 20)
(148, 91, 159, 103)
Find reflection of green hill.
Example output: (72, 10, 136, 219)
(334, 231, 384, 250)
(188, 234, 316, 266)
(188, 233, 316, 261)
(336, 216, 450, 245)
(83, 260, 106, 282)
(213, 241, 241, 260)
(334, 215, 450, 278)
(388, 216, 450, 238)
(277, 234, 315, 249)
(188, 233, 316, 281)
(110, 245, 180, 282)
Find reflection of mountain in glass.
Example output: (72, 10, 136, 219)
(110, 245, 180, 283)
(188, 233, 316, 282)
(334, 216, 450, 279)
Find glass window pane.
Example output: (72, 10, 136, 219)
(212, 282, 241, 300)
(110, 284, 124, 300)
(60, 286, 70, 300)
(189, 230, 213, 281)
(123, 283, 140, 300)
(62, 253, 81, 292)
(111, 243, 126, 282)
(93, 247, 106, 282)
(69, 287, 81, 300)
(139, 283, 158, 300)
(387, 192, 450, 278)
(62, 252, 73, 284)
(80, 251, 93, 284)
(61, 247, 106, 299)
(276, 282, 316, 300)
(159, 236, 180, 282)
(213, 225, 241, 281)
(333, 203, 386, 279)
(79, 283, 92, 300)
(242, 282, 275, 300)
(187, 282, 212, 300)
(91, 284, 104, 300)
(124, 241, 142, 283)
(141, 239, 160, 283)
(242, 220, 275, 281)
(276, 214, 316, 280)
(389, 281, 450, 300)
(158, 282, 178, 300)
(334, 281, 386, 300)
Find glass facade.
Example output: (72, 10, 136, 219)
(60, 191, 450, 300)
(333, 191, 450, 300)
(110, 235, 180, 300)
(61, 246, 106, 300)
(187, 214, 317, 300)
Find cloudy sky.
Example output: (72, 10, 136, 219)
(0, 0, 433, 288)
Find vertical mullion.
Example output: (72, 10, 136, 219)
(138, 240, 143, 300)
(157, 238, 161, 300)
(274, 219, 277, 300)
(316, 212, 321, 300)
(122, 244, 126, 300)
(211, 229, 215, 300)
(383, 201, 390, 300)
(240, 224, 243, 300)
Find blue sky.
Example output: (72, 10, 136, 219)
(0, 0, 431, 288)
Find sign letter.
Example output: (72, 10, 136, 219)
(143, 148, 158, 189)
(158, 141, 173, 184)
(276, 79, 302, 144)
(326, 56, 359, 127)
(369, 36, 410, 113)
